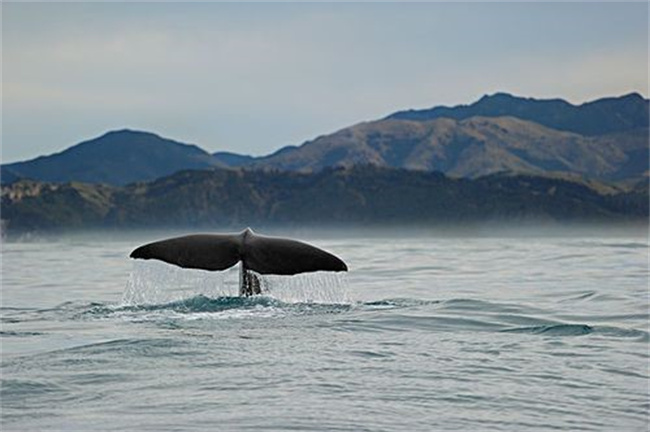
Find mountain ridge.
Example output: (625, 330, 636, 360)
(387, 92, 649, 136)
(2, 92, 648, 186)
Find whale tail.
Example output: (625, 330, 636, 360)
(130, 229, 347, 296)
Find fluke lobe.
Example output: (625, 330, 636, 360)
(130, 228, 348, 296)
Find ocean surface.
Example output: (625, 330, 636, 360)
(1, 229, 649, 431)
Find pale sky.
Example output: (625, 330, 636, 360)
(2, 1, 648, 163)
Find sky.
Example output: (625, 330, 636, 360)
(2, 1, 648, 163)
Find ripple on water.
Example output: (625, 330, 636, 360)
(500, 323, 594, 336)
(2, 234, 648, 432)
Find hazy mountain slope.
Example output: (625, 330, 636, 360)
(387, 92, 649, 136)
(2, 130, 224, 186)
(1, 166, 25, 184)
(251, 117, 649, 181)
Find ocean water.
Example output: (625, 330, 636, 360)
(1, 229, 649, 431)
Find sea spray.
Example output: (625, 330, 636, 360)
(122, 260, 351, 306)
(257, 271, 351, 304)
(122, 260, 235, 305)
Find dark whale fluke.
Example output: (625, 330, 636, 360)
(130, 228, 347, 296)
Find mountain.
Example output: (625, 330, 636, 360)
(1, 129, 224, 186)
(249, 116, 649, 182)
(212, 151, 257, 167)
(1, 166, 25, 184)
(2, 166, 647, 234)
(387, 92, 649, 136)
(3, 93, 648, 186)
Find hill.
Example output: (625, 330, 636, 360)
(1, 130, 224, 186)
(2, 167, 647, 234)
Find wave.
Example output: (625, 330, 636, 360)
(500, 323, 594, 336)
(120, 295, 276, 313)
(3, 294, 647, 342)
(79, 295, 354, 324)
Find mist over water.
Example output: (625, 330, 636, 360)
(1, 228, 648, 431)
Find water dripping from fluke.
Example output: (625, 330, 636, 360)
(121, 260, 351, 308)
(122, 260, 233, 306)
(255, 270, 351, 304)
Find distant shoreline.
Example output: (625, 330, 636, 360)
(2, 166, 647, 240)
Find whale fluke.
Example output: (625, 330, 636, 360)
(130, 228, 347, 296)
(130, 233, 240, 271)
(242, 233, 347, 275)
